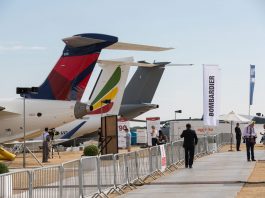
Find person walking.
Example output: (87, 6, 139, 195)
(235, 123, 242, 151)
(243, 121, 257, 161)
(180, 123, 198, 168)
(151, 125, 158, 146)
(125, 128, 131, 152)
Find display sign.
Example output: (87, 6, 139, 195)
(118, 117, 130, 148)
(136, 129, 147, 144)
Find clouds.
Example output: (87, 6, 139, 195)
(0, 45, 46, 52)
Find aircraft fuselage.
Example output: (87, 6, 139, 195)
(0, 98, 77, 143)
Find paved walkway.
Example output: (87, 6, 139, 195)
(121, 150, 265, 198)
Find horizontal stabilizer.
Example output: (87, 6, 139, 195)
(97, 59, 157, 67)
(138, 61, 194, 67)
(0, 106, 5, 111)
(63, 36, 105, 48)
(106, 42, 173, 51)
(167, 64, 194, 66)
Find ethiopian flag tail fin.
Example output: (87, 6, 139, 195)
(87, 57, 132, 115)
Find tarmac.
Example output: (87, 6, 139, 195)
(120, 150, 265, 198)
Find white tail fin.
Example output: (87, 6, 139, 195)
(87, 57, 133, 116)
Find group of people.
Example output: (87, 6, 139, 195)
(123, 125, 169, 152)
(96, 121, 265, 167)
(235, 122, 265, 162)
(151, 125, 168, 146)
(179, 121, 265, 169)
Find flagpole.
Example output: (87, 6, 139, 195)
(249, 65, 255, 116)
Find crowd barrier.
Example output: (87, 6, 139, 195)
(0, 133, 230, 198)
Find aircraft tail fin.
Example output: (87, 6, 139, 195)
(121, 62, 168, 105)
(88, 57, 132, 116)
(25, 34, 118, 101)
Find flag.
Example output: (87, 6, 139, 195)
(249, 65, 255, 105)
(203, 65, 221, 126)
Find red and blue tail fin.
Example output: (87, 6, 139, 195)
(25, 33, 118, 101)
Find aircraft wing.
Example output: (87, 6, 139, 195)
(0, 107, 20, 119)
(4, 139, 69, 147)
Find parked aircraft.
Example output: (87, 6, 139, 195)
(48, 62, 192, 141)
(120, 62, 193, 119)
(50, 57, 157, 140)
(0, 33, 172, 144)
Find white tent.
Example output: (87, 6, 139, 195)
(219, 111, 250, 151)
(219, 111, 250, 123)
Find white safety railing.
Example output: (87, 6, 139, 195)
(0, 133, 230, 198)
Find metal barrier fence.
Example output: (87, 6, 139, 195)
(81, 156, 98, 197)
(62, 160, 80, 198)
(0, 133, 229, 198)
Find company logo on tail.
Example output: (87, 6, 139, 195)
(88, 67, 121, 114)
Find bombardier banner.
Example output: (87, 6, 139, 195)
(203, 65, 220, 126)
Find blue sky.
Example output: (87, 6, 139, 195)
(0, 0, 265, 122)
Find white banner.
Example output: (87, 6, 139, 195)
(146, 117, 160, 146)
(203, 65, 220, 126)
(136, 129, 147, 144)
(160, 145, 167, 172)
(118, 118, 130, 148)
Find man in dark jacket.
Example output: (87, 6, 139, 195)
(235, 123, 242, 151)
(180, 123, 198, 168)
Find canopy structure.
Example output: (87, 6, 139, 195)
(219, 111, 250, 123)
(219, 111, 250, 151)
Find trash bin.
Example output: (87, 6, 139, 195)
(131, 131, 137, 145)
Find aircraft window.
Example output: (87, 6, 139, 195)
(37, 112, 42, 117)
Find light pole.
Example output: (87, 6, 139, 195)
(174, 110, 182, 120)
(16, 87, 38, 168)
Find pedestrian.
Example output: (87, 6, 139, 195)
(243, 121, 257, 162)
(125, 128, 131, 152)
(42, 128, 50, 163)
(235, 123, 242, 151)
(259, 124, 265, 146)
(151, 125, 158, 146)
(180, 123, 198, 168)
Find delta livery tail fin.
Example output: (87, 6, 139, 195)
(87, 57, 132, 115)
(25, 34, 118, 101)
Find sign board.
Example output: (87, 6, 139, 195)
(118, 118, 130, 148)
(146, 117, 160, 146)
(160, 145, 167, 172)
(101, 115, 118, 154)
(136, 129, 147, 144)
